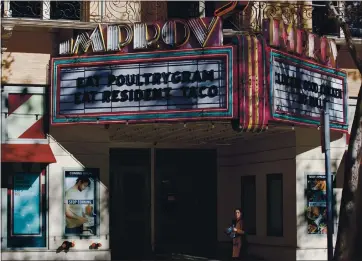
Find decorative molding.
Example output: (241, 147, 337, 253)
(1, 17, 97, 30)
(326, 36, 362, 45)
(1, 25, 14, 53)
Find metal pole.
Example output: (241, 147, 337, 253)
(324, 101, 334, 261)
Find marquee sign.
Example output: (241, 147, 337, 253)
(263, 18, 338, 68)
(229, 34, 268, 133)
(51, 46, 236, 125)
(59, 17, 222, 55)
(268, 50, 348, 131)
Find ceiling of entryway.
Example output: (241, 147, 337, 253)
(107, 121, 292, 145)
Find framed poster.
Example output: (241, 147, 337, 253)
(12, 173, 41, 235)
(306, 174, 335, 235)
(63, 168, 100, 237)
(7, 171, 47, 248)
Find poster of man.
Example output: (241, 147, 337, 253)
(64, 169, 99, 236)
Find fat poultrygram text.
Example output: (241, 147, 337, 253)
(74, 70, 218, 104)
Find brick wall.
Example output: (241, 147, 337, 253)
(1, 27, 55, 85)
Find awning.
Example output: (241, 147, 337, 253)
(1, 144, 56, 163)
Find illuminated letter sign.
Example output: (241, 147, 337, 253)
(263, 18, 338, 68)
(161, 20, 190, 48)
(58, 17, 222, 55)
(269, 50, 347, 131)
(51, 47, 237, 125)
(187, 17, 220, 47)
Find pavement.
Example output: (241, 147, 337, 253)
(156, 253, 265, 261)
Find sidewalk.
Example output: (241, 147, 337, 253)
(157, 253, 265, 261)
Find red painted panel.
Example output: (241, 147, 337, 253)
(7, 94, 32, 115)
(18, 117, 45, 139)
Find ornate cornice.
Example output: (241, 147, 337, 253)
(2, 18, 97, 30)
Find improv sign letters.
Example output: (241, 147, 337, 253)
(51, 47, 235, 125)
(59, 17, 222, 55)
(263, 18, 338, 68)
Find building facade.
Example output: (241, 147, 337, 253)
(1, 1, 361, 261)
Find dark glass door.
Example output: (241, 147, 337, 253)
(155, 149, 217, 258)
(110, 149, 151, 260)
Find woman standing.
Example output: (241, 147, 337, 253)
(232, 208, 245, 259)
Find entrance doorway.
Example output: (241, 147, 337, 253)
(155, 149, 217, 258)
(110, 149, 151, 260)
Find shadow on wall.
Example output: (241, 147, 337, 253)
(1, 85, 48, 141)
(1, 53, 15, 84)
(295, 127, 345, 260)
(1, 139, 110, 258)
(47, 134, 110, 251)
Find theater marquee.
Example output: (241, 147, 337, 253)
(51, 47, 236, 125)
(268, 50, 348, 131)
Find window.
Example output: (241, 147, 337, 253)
(7, 1, 81, 20)
(1, 1, 4, 17)
(167, 1, 200, 19)
(312, 1, 339, 36)
(312, 1, 362, 38)
(344, 1, 362, 38)
(9, 1, 42, 18)
(267, 174, 283, 237)
(241, 175, 256, 235)
(50, 1, 81, 20)
(205, 1, 215, 17)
